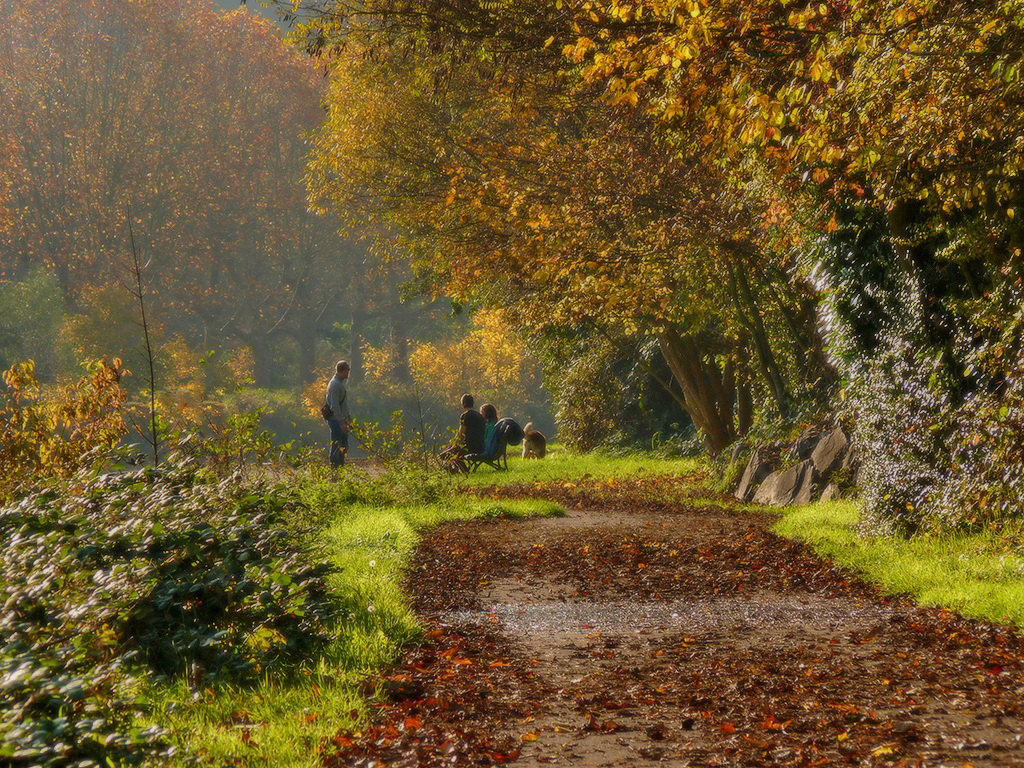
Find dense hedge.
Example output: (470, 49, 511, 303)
(0, 462, 336, 767)
(817, 216, 1024, 534)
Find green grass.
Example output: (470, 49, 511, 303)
(157, 475, 562, 768)
(775, 500, 1024, 627)
(456, 445, 704, 488)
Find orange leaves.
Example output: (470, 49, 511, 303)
(760, 714, 791, 732)
(563, 36, 596, 63)
(3, 0, 334, 365)
(584, 714, 622, 732)
(405, 307, 542, 407)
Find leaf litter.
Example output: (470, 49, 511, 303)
(322, 476, 1024, 766)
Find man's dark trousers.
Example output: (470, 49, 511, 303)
(329, 419, 348, 468)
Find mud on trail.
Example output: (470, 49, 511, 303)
(324, 480, 1024, 767)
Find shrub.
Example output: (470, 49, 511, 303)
(0, 461, 336, 765)
(542, 334, 690, 452)
(934, 352, 1024, 529)
(850, 331, 954, 535)
(0, 359, 129, 503)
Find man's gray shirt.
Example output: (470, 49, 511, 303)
(326, 375, 350, 424)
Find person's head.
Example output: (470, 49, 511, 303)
(480, 403, 497, 423)
(460, 393, 474, 410)
(336, 360, 350, 379)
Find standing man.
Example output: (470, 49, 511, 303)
(324, 360, 351, 468)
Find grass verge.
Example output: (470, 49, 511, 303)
(455, 446, 703, 489)
(775, 499, 1024, 628)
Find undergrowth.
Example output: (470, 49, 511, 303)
(0, 460, 334, 767)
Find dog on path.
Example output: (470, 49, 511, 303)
(522, 422, 547, 459)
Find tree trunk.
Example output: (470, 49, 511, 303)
(779, 290, 839, 395)
(736, 372, 754, 436)
(723, 250, 791, 417)
(658, 329, 736, 455)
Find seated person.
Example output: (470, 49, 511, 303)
(439, 394, 486, 472)
(480, 403, 498, 447)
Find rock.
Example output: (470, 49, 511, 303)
(727, 441, 747, 466)
(788, 428, 821, 462)
(810, 427, 849, 478)
(819, 483, 842, 502)
(842, 444, 863, 489)
(734, 448, 777, 502)
(842, 443, 859, 472)
(752, 459, 819, 507)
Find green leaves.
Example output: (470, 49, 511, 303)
(0, 461, 337, 765)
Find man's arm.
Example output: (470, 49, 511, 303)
(337, 381, 352, 430)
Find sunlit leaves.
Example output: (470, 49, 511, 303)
(0, 358, 128, 502)
(409, 309, 543, 407)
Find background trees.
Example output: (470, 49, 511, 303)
(0, 0, 343, 390)
(1, 0, 553, 448)
(296, 1, 833, 453)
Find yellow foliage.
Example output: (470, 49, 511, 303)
(224, 346, 255, 386)
(0, 358, 128, 501)
(301, 378, 323, 421)
(408, 309, 542, 408)
(156, 336, 216, 427)
(361, 337, 411, 399)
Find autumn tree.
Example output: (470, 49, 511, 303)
(295, 4, 830, 451)
(0, 0, 348, 388)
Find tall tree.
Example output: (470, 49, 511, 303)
(299, 12, 826, 450)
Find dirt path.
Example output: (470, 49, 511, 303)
(324, 489, 1024, 767)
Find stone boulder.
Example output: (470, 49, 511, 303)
(788, 428, 821, 462)
(810, 427, 849, 479)
(752, 459, 819, 507)
(819, 483, 842, 502)
(842, 443, 859, 472)
(733, 448, 777, 502)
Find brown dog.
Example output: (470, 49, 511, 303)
(522, 422, 547, 459)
